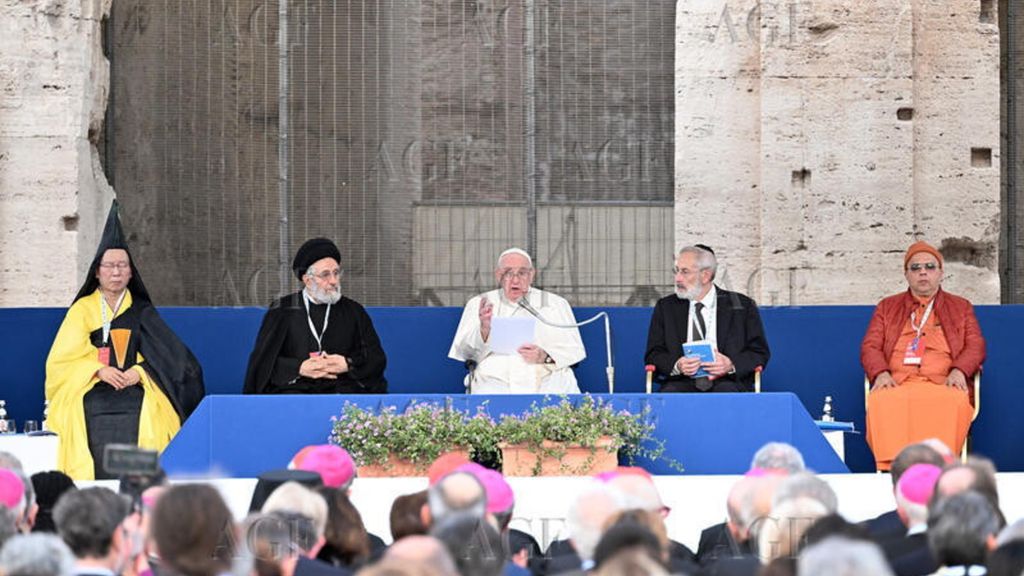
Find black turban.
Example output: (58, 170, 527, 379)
(293, 238, 341, 280)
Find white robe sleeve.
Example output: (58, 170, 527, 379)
(533, 292, 587, 368)
(448, 294, 489, 363)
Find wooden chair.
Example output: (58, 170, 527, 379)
(643, 365, 764, 393)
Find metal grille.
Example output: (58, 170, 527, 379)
(107, 0, 674, 306)
(1004, 0, 1024, 302)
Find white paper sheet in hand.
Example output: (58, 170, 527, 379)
(489, 317, 536, 355)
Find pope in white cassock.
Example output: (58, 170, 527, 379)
(448, 248, 586, 394)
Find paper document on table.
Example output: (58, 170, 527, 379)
(489, 317, 536, 355)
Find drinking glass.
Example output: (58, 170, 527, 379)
(23, 420, 38, 434)
(0, 419, 14, 434)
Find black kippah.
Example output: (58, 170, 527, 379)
(292, 238, 341, 280)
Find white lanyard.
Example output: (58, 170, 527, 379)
(100, 290, 127, 346)
(302, 290, 331, 354)
(910, 298, 935, 339)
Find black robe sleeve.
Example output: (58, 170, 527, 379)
(136, 304, 206, 420)
(243, 301, 291, 395)
(345, 300, 387, 385)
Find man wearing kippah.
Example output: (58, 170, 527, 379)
(243, 238, 387, 394)
(861, 241, 985, 471)
(448, 247, 585, 393)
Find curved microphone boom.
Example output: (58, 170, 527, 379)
(517, 300, 615, 393)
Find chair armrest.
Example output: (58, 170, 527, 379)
(864, 375, 871, 412)
(971, 371, 981, 422)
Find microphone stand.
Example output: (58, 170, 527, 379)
(518, 300, 615, 393)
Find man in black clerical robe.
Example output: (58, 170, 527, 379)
(243, 238, 387, 394)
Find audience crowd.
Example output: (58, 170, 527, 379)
(1, 439, 1022, 576)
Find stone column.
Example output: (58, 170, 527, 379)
(0, 0, 114, 306)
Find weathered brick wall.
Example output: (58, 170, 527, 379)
(677, 1, 1001, 305)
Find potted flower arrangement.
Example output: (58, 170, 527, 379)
(329, 400, 498, 477)
(329, 396, 681, 477)
(496, 395, 678, 476)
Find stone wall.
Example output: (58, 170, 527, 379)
(0, 0, 113, 306)
(677, 0, 1001, 305)
(0, 0, 1004, 307)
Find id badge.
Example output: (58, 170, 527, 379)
(903, 338, 924, 365)
(97, 346, 111, 366)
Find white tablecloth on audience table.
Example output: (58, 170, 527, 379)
(0, 434, 59, 475)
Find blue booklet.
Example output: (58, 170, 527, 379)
(682, 340, 715, 379)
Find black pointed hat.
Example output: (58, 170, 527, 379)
(72, 200, 152, 304)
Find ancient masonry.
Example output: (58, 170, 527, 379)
(0, 0, 1003, 306)
(676, 0, 1000, 305)
(0, 0, 113, 306)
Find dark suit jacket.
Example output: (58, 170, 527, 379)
(885, 533, 938, 576)
(863, 509, 907, 549)
(696, 555, 761, 576)
(294, 556, 353, 576)
(645, 288, 770, 392)
(697, 522, 751, 566)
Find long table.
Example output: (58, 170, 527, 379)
(160, 393, 847, 477)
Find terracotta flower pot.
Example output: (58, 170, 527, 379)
(357, 448, 471, 478)
(500, 436, 618, 477)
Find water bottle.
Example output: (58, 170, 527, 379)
(42, 400, 50, 431)
(822, 395, 835, 422)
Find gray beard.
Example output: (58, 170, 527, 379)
(675, 285, 701, 301)
(307, 285, 342, 305)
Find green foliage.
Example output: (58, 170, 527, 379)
(329, 395, 682, 472)
(329, 401, 498, 467)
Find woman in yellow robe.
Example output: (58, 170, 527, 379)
(45, 201, 204, 480)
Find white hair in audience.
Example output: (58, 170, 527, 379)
(750, 442, 805, 474)
(0, 533, 75, 576)
(608, 474, 664, 512)
(565, 481, 627, 562)
(771, 471, 837, 513)
(757, 496, 829, 563)
(0, 452, 34, 526)
(260, 481, 328, 539)
(0, 451, 23, 471)
(798, 536, 894, 576)
(0, 506, 17, 550)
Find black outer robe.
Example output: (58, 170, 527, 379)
(243, 291, 387, 394)
(73, 200, 205, 423)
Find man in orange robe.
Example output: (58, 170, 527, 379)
(861, 241, 985, 471)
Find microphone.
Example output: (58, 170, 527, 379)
(517, 299, 615, 394)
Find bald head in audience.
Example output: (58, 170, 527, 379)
(385, 535, 458, 576)
(425, 471, 487, 528)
